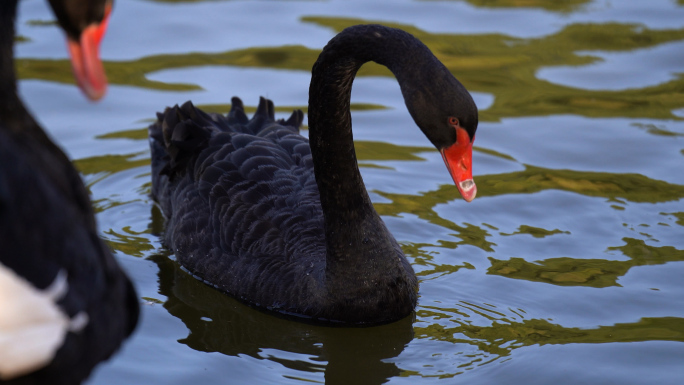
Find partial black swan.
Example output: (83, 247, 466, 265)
(0, 0, 138, 383)
(149, 24, 478, 325)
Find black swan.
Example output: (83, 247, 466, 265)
(0, 0, 138, 383)
(149, 24, 478, 325)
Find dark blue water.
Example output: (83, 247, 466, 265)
(15, 0, 684, 383)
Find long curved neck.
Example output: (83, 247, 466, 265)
(308, 25, 447, 274)
(307, 25, 433, 310)
(308, 25, 442, 220)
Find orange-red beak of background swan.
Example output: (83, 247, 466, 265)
(440, 125, 477, 202)
(66, 4, 111, 101)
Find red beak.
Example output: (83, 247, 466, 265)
(440, 126, 477, 202)
(66, 5, 111, 101)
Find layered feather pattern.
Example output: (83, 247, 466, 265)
(150, 98, 335, 316)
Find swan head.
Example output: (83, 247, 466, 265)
(47, 0, 113, 101)
(440, 117, 477, 202)
(403, 68, 479, 202)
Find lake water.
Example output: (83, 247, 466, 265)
(14, 0, 684, 384)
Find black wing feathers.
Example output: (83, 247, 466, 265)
(149, 97, 322, 312)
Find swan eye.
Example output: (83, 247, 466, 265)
(448, 117, 459, 126)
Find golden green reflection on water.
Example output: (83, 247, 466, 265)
(476, 166, 684, 203)
(96, 128, 150, 141)
(16, 44, 320, 92)
(415, 315, 684, 356)
(459, 0, 591, 12)
(194, 102, 386, 116)
(403, 314, 684, 379)
(25, 19, 57, 27)
(104, 227, 154, 258)
(355, 142, 431, 162)
(16, 17, 684, 121)
(303, 17, 684, 121)
(489, 238, 684, 287)
(74, 152, 149, 177)
(634, 123, 684, 138)
(501, 225, 569, 238)
(373, 165, 684, 222)
(661, 211, 684, 226)
(403, 241, 477, 278)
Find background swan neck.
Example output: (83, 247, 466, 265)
(0, 0, 44, 140)
(0, 0, 51, 143)
(0, 0, 97, 229)
(0, 1, 19, 105)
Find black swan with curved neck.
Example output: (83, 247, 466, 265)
(149, 24, 478, 325)
(0, 0, 138, 383)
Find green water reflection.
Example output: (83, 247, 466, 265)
(662, 211, 684, 226)
(74, 152, 149, 178)
(194, 102, 387, 116)
(489, 238, 684, 287)
(104, 226, 154, 258)
(16, 18, 684, 121)
(416, 313, 684, 352)
(374, 164, 684, 224)
(459, 0, 591, 12)
(634, 123, 684, 138)
(501, 225, 569, 238)
(413, 312, 684, 378)
(474, 166, 684, 203)
(142, 0, 593, 10)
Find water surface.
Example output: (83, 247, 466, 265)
(15, 0, 684, 384)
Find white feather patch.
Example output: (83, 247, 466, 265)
(0, 264, 88, 379)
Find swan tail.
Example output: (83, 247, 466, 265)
(227, 97, 249, 125)
(279, 109, 304, 129)
(247, 97, 304, 134)
(266, 99, 276, 121)
(149, 97, 304, 184)
(245, 97, 274, 133)
(149, 101, 213, 180)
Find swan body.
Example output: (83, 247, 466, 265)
(0, 0, 138, 382)
(150, 24, 478, 325)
